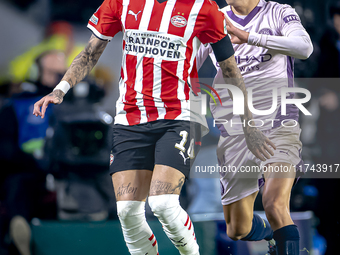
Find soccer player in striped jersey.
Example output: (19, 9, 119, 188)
(33, 0, 275, 254)
(196, 0, 313, 254)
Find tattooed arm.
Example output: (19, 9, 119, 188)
(218, 55, 276, 161)
(62, 35, 108, 88)
(33, 35, 108, 118)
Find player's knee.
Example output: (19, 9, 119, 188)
(226, 222, 250, 241)
(148, 194, 180, 219)
(262, 197, 286, 221)
(117, 201, 145, 226)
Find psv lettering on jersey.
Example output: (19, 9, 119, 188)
(124, 32, 182, 60)
(87, 0, 226, 126)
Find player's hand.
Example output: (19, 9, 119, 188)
(244, 127, 276, 161)
(33, 89, 65, 118)
(224, 15, 249, 44)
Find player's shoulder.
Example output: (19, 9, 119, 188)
(201, 0, 219, 7)
(266, 1, 296, 16)
(102, 0, 123, 6)
(200, 0, 220, 12)
(266, 1, 293, 10)
(100, 0, 123, 12)
(264, 1, 300, 24)
(112, 0, 123, 4)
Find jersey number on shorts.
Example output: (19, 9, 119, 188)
(175, 130, 195, 159)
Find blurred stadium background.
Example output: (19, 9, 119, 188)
(0, 0, 340, 254)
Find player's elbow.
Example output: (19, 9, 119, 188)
(300, 43, 313, 60)
(306, 42, 314, 58)
(296, 38, 314, 60)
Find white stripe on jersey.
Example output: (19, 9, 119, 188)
(154, 0, 176, 119)
(176, 0, 204, 120)
(136, 0, 155, 123)
(153, 60, 166, 119)
(185, 0, 205, 73)
(159, 0, 176, 33)
(183, 0, 204, 42)
(121, 0, 130, 31)
(116, 0, 131, 125)
(135, 55, 147, 123)
(139, 0, 154, 31)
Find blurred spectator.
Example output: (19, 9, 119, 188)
(0, 50, 66, 255)
(8, 20, 83, 84)
(312, 3, 340, 254)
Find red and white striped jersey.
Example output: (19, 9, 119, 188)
(88, 0, 226, 126)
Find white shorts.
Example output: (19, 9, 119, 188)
(217, 121, 303, 205)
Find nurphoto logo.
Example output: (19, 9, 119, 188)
(195, 82, 312, 128)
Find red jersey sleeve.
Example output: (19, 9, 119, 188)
(196, 1, 227, 44)
(87, 0, 122, 41)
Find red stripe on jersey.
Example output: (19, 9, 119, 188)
(164, 99, 182, 120)
(184, 214, 190, 227)
(167, 0, 195, 37)
(148, 234, 154, 241)
(184, 81, 190, 100)
(120, 67, 124, 81)
(124, 0, 145, 29)
(190, 58, 199, 96)
(124, 55, 141, 125)
(121, 41, 125, 80)
(188, 220, 192, 230)
(152, 240, 157, 247)
(147, 1, 167, 32)
(161, 60, 181, 119)
(182, 42, 194, 100)
(142, 57, 159, 122)
(160, 60, 179, 100)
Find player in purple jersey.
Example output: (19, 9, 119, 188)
(197, 0, 313, 254)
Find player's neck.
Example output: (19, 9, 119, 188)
(231, 0, 260, 16)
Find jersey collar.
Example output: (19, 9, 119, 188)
(226, 0, 266, 27)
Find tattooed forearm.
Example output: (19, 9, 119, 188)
(219, 56, 270, 157)
(62, 35, 108, 88)
(218, 55, 253, 125)
(47, 90, 65, 104)
(149, 177, 185, 196)
(219, 55, 243, 81)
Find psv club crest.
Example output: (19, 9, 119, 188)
(110, 153, 114, 165)
(171, 15, 187, 28)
